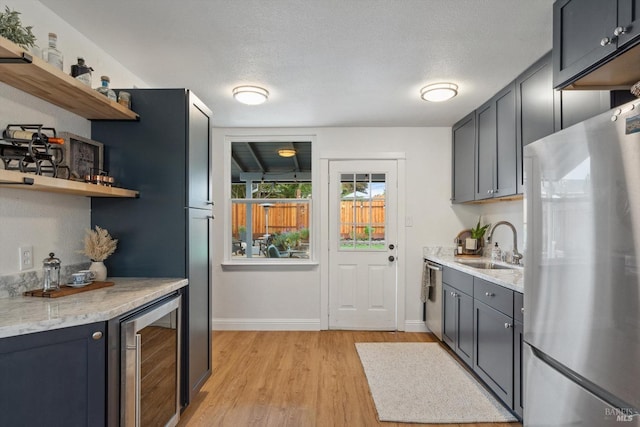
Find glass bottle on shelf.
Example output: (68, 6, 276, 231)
(70, 57, 93, 87)
(43, 32, 63, 70)
(95, 75, 117, 101)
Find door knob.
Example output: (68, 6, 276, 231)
(92, 331, 103, 340)
(388, 255, 395, 262)
(388, 244, 395, 250)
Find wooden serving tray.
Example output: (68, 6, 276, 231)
(24, 281, 114, 298)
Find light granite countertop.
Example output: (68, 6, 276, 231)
(423, 247, 523, 293)
(0, 277, 188, 339)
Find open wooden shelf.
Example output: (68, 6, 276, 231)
(0, 37, 139, 121)
(0, 169, 139, 198)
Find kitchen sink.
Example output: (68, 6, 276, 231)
(455, 259, 519, 270)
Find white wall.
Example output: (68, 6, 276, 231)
(212, 126, 491, 331)
(0, 1, 147, 276)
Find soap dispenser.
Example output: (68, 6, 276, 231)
(491, 242, 502, 261)
(42, 252, 61, 292)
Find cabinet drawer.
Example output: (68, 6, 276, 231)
(474, 278, 513, 316)
(443, 267, 474, 296)
(514, 292, 524, 323)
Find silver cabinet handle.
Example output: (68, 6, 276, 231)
(504, 323, 512, 329)
(614, 26, 627, 36)
(92, 331, 103, 340)
(521, 307, 525, 313)
(487, 190, 491, 194)
(485, 292, 495, 297)
(601, 37, 611, 46)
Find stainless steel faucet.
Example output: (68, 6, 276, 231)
(487, 221, 523, 265)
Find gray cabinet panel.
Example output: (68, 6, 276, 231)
(553, 0, 617, 88)
(451, 111, 476, 203)
(618, 0, 640, 47)
(495, 83, 517, 197)
(556, 90, 610, 130)
(0, 323, 106, 427)
(513, 320, 524, 418)
(442, 279, 473, 367)
(188, 95, 212, 209)
(187, 209, 212, 400)
(475, 100, 495, 201)
(474, 300, 513, 405)
(474, 278, 514, 317)
(443, 267, 473, 296)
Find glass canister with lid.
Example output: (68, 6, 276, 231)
(42, 252, 61, 292)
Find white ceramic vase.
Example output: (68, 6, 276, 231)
(90, 261, 107, 281)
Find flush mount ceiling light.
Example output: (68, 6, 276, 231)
(232, 85, 269, 105)
(420, 83, 458, 102)
(277, 148, 296, 158)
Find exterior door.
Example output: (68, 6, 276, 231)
(328, 160, 398, 330)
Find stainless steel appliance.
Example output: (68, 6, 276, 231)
(423, 259, 443, 340)
(524, 100, 640, 426)
(121, 294, 182, 427)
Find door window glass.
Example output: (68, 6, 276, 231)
(339, 172, 386, 250)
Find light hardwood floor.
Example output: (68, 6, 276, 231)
(178, 330, 522, 427)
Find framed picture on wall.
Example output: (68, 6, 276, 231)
(58, 132, 104, 180)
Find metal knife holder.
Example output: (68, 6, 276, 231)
(0, 124, 63, 177)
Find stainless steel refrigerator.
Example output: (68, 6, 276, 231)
(524, 100, 640, 425)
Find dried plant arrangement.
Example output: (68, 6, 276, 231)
(82, 226, 118, 262)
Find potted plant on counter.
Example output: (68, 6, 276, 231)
(467, 217, 490, 252)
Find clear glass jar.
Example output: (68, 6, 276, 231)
(118, 91, 131, 109)
(95, 75, 117, 101)
(43, 33, 63, 70)
(42, 252, 61, 292)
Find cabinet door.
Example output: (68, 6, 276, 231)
(187, 92, 213, 209)
(457, 290, 474, 367)
(0, 323, 106, 427)
(475, 100, 495, 201)
(516, 52, 555, 194)
(553, 0, 617, 88)
(451, 111, 476, 203)
(513, 320, 524, 418)
(494, 83, 517, 197)
(185, 209, 212, 404)
(617, 0, 640, 47)
(442, 283, 457, 349)
(474, 300, 513, 406)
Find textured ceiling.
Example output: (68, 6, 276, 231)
(39, 0, 554, 128)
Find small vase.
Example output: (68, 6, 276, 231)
(90, 261, 107, 281)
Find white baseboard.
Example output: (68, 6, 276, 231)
(404, 320, 429, 333)
(212, 318, 321, 331)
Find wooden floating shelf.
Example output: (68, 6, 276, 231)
(0, 36, 139, 121)
(0, 169, 139, 198)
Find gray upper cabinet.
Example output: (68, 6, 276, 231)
(554, 0, 640, 89)
(475, 83, 517, 200)
(188, 100, 212, 209)
(451, 111, 476, 204)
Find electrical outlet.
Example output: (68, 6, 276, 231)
(19, 246, 33, 270)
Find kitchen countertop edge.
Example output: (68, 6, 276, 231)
(424, 249, 523, 293)
(0, 277, 188, 339)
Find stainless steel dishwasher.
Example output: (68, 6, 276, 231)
(424, 259, 443, 340)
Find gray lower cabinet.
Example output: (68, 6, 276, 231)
(0, 323, 106, 427)
(473, 299, 514, 406)
(442, 268, 474, 366)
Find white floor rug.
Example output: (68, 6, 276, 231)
(355, 342, 517, 424)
